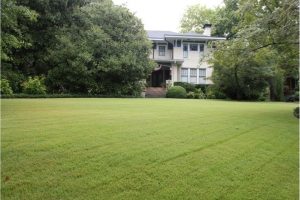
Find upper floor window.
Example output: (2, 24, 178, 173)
(158, 46, 166, 56)
(190, 44, 198, 51)
(183, 44, 188, 58)
(200, 44, 204, 52)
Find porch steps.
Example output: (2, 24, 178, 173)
(145, 87, 167, 98)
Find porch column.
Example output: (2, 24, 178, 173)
(188, 68, 190, 83)
(196, 68, 199, 84)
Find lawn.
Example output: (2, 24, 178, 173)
(1, 98, 299, 200)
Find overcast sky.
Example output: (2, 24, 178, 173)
(112, 0, 224, 32)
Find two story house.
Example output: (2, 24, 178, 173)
(147, 24, 225, 88)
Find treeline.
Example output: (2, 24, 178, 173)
(181, 0, 299, 101)
(1, 0, 154, 96)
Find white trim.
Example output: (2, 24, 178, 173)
(188, 68, 190, 83)
(196, 68, 199, 84)
(165, 35, 226, 40)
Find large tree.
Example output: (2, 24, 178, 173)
(180, 5, 217, 33)
(46, 0, 154, 95)
(212, 0, 299, 100)
(1, 0, 154, 95)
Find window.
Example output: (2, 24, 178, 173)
(190, 44, 198, 51)
(200, 44, 204, 52)
(181, 68, 188, 82)
(177, 40, 181, 47)
(199, 68, 206, 77)
(190, 69, 197, 83)
(158, 46, 166, 56)
(199, 68, 206, 84)
(183, 44, 188, 58)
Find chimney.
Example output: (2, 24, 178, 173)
(203, 24, 212, 36)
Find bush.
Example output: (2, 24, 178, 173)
(186, 92, 195, 99)
(294, 91, 299, 101)
(194, 88, 206, 99)
(293, 107, 299, 118)
(1, 64, 25, 93)
(285, 91, 299, 102)
(206, 85, 226, 99)
(166, 86, 187, 98)
(0, 79, 13, 95)
(174, 82, 196, 93)
(22, 76, 47, 95)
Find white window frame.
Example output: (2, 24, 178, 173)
(158, 45, 166, 56)
(183, 43, 188, 58)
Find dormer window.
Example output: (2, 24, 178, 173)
(158, 46, 166, 56)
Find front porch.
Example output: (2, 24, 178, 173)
(147, 64, 172, 87)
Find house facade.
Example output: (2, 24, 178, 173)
(147, 24, 225, 87)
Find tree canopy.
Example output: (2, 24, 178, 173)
(1, 0, 154, 95)
(181, 0, 299, 100)
(180, 5, 217, 33)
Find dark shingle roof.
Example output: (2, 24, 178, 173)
(147, 30, 177, 39)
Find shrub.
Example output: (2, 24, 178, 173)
(22, 76, 47, 95)
(194, 88, 206, 99)
(206, 85, 226, 99)
(1, 64, 25, 93)
(0, 79, 13, 95)
(187, 92, 195, 99)
(294, 91, 299, 101)
(293, 107, 299, 118)
(174, 82, 196, 93)
(166, 86, 187, 98)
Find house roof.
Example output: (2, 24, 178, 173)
(147, 30, 178, 40)
(146, 30, 226, 41)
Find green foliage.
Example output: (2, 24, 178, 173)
(22, 76, 46, 95)
(166, 86, 187, 98)
(1, 0, 38, 62)
(2, 0, 153, 96)
(186, 92, 195, 99)
(180, 5, 217, 33)
(46, 1, 154, 95)
(206, 85, 227, 99)
(293, 107, 299, 118)
(194, 88, 206, 99)
(1, 64, 25, 93)
(210, 0, 299, 101)
(269, 70, 284, 101)
(0, 79, 13, 95)
(174, 82, 196, 93)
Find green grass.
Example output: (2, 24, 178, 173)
(1, 99, 299, 200)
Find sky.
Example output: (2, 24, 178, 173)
(112, 0, 224, 32)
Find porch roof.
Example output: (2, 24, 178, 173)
(153, 59, 184, 64)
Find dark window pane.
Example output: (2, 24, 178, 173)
(183, 44, 188, 51)
(200, 44, 204, 52)
(177, 40, 181, 47)
(190, 44, 198, 51)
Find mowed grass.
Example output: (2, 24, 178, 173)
(1, 98, 299, 200)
